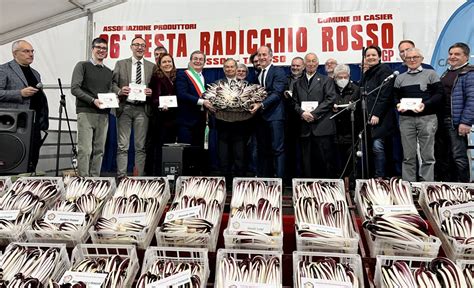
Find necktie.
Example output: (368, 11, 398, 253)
(136, 61, 142, 84)
(260, 69, 266, 87)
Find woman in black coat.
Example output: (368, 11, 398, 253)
(360, 46, 396, 178)
(145, 53, 178, 175)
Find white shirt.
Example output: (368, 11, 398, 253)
(131, 57, 145, 84)
(306, 72, 316, 82)
(260, 63, 273, 87)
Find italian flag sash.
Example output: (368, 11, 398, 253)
(185, 68, 206, 97)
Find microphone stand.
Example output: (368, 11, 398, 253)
(359, 77, 395, 179)
(55, 78, 77, 176)
(359, 48, 369, 178)
(331, 99, 360, 181)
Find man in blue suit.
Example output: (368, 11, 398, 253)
(250, 46, 287, 178)
(176, 50, 215, 148)
(0, 40, 49, 172)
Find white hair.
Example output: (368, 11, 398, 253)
(333, 64, 351, 76)
(11, 40, 28, 52)
(405, 47, 424, 58)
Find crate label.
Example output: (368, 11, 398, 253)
(229, 218, 272, 234)
(111, 212, 147, 225)
(60, 271, 108, 288)
(146, 269, 191, 287)
(439, 202, 474, 221)
(372, 205, 417, 215)
(44, 210, 85, 225)
(0, 210, 20, 221)
(225, 280, 278, 288)
(299, 222, 343, 237)
(164, 205, 202, 223)
(301, 278, 352, 288)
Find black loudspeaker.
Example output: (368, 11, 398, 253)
(0, 109, 34, 174)
(162, 144, 200, 177)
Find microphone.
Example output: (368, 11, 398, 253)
(36, 83, 43, 90)
(383, 71, 400, 82)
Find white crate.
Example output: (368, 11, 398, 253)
(0, 242, 70, 285)
(0, 177, 64, 246)
(293, 178, 359, 253)
(355, 179, 441, 257)
(25, 177, 116, 247)
(156, 176, 225, 252)
(156, 212, 223, 252)
(68, 244, 139, 288)
(215, 249, 283, 288)
(140, 247, 209, 288)
(224, 177, 283, 250)
(90, 177, 170, 249)
(419, 181, 474, 260)
(374, 255, 434, 288)
(293, 251, 363, 288)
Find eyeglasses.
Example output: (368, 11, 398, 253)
(405, 56, 421, 61)
(19, 49, 34, 54)
(132, 43, 146, 48)
(93, 46, 108, 51)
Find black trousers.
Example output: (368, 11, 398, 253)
(28, 125, 44, 172)
(300, 135, 336, 178)
(216, 119, 248, 182)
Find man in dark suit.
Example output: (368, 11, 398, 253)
(0, 40, 49, 172)
(111, 36, 154, 178)
(176, 50, 215, 148)
(292, 52, 338, 178)
(214, 58, 248, 184)
(249, 46, 287, 178)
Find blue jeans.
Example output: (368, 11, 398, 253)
(372, 138, 385, 177)
(444, 117, 470, 182)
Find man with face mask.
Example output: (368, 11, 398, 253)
(332, 64, 360, 177)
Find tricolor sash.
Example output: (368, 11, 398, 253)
(185, 68, 206, 97)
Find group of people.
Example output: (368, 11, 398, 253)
(0, 37, 472, 184)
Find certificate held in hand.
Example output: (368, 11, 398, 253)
(98, 93, 119, 109)
(400, 98, 422, 111)
(159, 95, 178, 108)
(127, 83, 146, 102)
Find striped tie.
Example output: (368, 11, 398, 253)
(136, 61, 142, 84)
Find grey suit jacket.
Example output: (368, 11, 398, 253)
(0, 59, 49, 130)
(112, 57, 155, 117)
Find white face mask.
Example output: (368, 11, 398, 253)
(336, 78, 349, 89)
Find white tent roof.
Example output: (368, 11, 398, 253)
(0, 0, 125, 45)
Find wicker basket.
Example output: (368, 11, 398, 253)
(214, 109, 254, 122)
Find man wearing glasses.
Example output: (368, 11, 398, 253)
(0, 40, 49, 172)
(111, 36, 154, 178)
(437, 42, 473, 182)
(71, 37, 113, 176)
(394, 48, 443, 182)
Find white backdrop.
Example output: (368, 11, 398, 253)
(0, 0, 468, 173)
